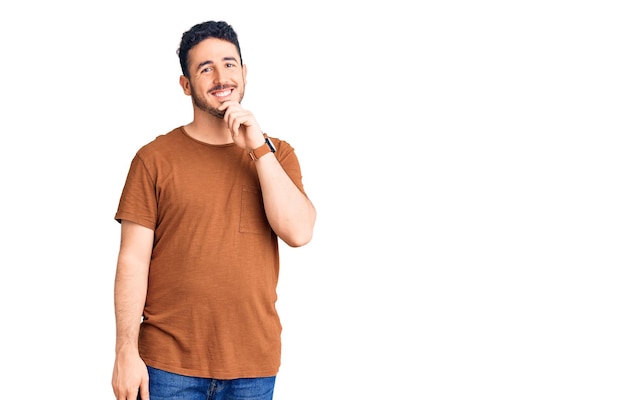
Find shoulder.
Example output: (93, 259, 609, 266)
(135, 127, 185, 156)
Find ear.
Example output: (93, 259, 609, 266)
(242, 64, 247, 86)
(179, 75, 191, 96)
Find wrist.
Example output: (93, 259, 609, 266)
(249, 133, 276, 160)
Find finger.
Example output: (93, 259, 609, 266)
(231, 120, 241, 137)
(218, 100, 238, 111)
(223, 106, 237, 127)
(138, 386, 150, 400)
(225, 110, 243, 136)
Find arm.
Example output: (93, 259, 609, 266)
(221, 101, 316, 247)
(111, 220, 154, 400)
(254, 152, 317, 247)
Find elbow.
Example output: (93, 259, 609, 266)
(283, 230, 314, 248)
(278, 214, 316, 248)
(273, 204, 316, 247)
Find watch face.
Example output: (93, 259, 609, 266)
(266, 137, 276, 153)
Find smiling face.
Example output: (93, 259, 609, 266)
(180, 38, 247, 118)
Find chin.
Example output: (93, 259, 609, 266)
(209, 109, 226, 119)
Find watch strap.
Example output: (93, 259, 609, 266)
(249, 134, 276, 160)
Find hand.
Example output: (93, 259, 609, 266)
(219, 101, 265, 150)
(112, 348, 149, 400)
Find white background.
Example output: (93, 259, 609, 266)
(1, 1, 624, 399)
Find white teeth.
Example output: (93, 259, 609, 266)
(214, 90, 231, 97)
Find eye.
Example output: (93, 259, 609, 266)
(201, 66, 213, 74)
(226, 63, 236, 68)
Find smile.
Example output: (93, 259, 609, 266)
(212, 89, 233, 98)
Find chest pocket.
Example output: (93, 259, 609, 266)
(240, 185, 271, 234)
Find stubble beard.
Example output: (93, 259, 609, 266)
(190, 83, 245, 119)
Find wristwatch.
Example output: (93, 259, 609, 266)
(249, 133, 276, 161)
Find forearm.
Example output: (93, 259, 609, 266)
(113, 221, 153, 353)
(256, 155, 316, 247)
(114, 257, 149, 352)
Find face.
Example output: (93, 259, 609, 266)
(181, 38, 247, 118)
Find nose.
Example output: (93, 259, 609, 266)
(213, 66, 227, 84)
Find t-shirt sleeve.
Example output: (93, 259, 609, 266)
(114, 154, 158, 230)
(274, 139, 307, 195)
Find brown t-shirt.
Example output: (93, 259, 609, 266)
(115, 126, 306, 379)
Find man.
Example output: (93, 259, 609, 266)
(111, 20, 316, 400)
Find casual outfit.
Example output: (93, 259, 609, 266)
(115, 126, 307, 382)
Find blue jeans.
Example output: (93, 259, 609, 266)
(142, 366, 276, 400)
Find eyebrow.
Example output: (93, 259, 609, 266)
(196, 57, 239, 72)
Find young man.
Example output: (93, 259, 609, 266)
(111, 21, 316, 400)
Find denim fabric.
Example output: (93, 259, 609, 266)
(143, 366, 276, 400)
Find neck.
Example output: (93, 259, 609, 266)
(184, 111, 232, 144)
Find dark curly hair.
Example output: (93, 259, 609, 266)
(177, 21, 242, 77)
